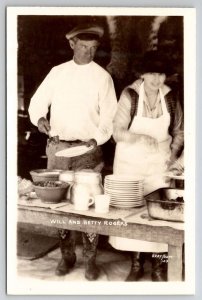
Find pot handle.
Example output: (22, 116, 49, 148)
(88, 196, 95, 207)
(66, 182, 74, 200)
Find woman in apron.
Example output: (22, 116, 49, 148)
(109, 50, 184, 281)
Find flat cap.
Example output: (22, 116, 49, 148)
(66, 24, 104, 40)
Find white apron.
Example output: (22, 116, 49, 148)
(109, 83, 171, 252)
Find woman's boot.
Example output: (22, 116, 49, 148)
(126, 252, 145, 281)
(82, 232, 99, 281)
(151, 253, 167, 281)
(55, 229, 76, 276)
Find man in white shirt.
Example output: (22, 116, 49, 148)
(29, 23, 117, 280)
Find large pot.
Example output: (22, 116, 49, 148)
(70, 171, 104, 204)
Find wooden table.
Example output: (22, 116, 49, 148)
(18, 204, 184, 281)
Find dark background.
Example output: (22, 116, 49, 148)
(17, 15, 184, 179)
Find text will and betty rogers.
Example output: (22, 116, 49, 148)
(50, 219, 128, 226)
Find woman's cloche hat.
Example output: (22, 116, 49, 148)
(138, 50, 173, 76)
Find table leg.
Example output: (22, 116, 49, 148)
(168, 244, 183, 281)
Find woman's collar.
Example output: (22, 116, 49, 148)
(129, 79, 171, 96)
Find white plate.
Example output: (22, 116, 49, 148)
(105, 187, 143, 190)
(106, 191, 143, 194)
(105, 189, 143, 194)
(110, 201, 144, 205)
(108, 194, 142, 198)
(110, 203, 144, 208)
(105, 179, 143, 183)
(104, 185, 143, 189)
(106, 196, 143, 201)
(104, 180, 143, 184)
(104, 183, 143, 187)
(105, 181, 143, 186)
(166, 173, 184, 180)
(55, 145, 94, 157)
(105, 175, 144, 182)
(109, 197, 144, 202)
(110, 200, 144, 204)
(105, 188, 143, 192)
(110, 198, 144, 203)
(109, 195, 144, 200)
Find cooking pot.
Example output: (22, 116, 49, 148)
(70, 171, 104, 204)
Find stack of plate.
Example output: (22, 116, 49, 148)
(104, 175, 145, 208)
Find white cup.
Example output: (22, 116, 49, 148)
(94, 194, 110, 213)
(74, 192, 94, 211)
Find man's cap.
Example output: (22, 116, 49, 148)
(66, 24, 104, 40)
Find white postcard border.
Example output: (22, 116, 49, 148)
(7, 6, 196, 295)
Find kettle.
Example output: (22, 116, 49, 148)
(70, 171, 104, 204)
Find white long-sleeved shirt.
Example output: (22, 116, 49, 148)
(29, 60, 117, 145)
(113, 79, 184, 152)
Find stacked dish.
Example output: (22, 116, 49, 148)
(104, 175, 145, 208)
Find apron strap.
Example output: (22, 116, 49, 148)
(137, 82, 145, 116)
(159, 88, 169, 115)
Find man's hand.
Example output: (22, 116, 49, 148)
(37, 117, 51, 135)
(85, 139, 97, 148)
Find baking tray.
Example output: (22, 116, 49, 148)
(145, 188, 184, 222)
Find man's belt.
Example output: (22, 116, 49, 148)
(59, 139, 82, 144)
(48, 136, 83, 145)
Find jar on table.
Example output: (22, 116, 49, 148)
(70, 171, 104, 205)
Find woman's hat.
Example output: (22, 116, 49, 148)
(138, 50, 174, 76)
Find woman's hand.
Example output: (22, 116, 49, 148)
(37, 117, 51, 135)
(168, 158, 184, 174)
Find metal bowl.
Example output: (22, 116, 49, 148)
(30, 169, 63, 182)
(145, 188, 184, 222)
(33, 181, 69, 203)
(164, 188, 184, 201)
(175, 179, 184, 189)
